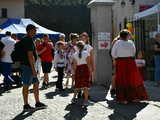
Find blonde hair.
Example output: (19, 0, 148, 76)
(112, 35, 120, 45)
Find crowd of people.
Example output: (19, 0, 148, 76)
(0, 24, 95, 111)
(0, 24, 156, 111)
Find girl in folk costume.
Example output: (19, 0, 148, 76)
(135, 51, 146, 81)
(71, 41, 91, 106)
(111, 30, 148, 104)
(65, 33, 79, 88)
(80, 32, 95, 83)
(54, 41, 66, 91)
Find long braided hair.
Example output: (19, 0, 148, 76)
(77, 41, 85, 59)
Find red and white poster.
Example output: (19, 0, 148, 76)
(98, 41, 110, 50)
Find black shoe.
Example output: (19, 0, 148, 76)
(59, 88, 65, 92)
(42, 82, 48, 89)
(23, 104, 35, 112)
(110, 89, 116, 96)
(35, 102, 47, 109)
(78, 91, 82, 98)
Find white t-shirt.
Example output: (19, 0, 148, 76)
(84, 44, 93, 56)
(73, 50, 89, 65)
(1, 36, 16, 63)
(111, 40, 136, 58)
(135, 59, 146, 67)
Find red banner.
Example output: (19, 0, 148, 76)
(139, 5, 153, 12)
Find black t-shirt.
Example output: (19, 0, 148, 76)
(154, 41, 160, 55)
(21, 36, 37, 66)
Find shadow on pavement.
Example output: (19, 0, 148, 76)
(12, 109, 39, 120)
(39, 81, 57, 91)
(0, 84, 21, 96)
(107, 100, 148, 120)
(29, 81, 57, 93)
(45, 88, 73, 99)
(64, 103, 88, 120)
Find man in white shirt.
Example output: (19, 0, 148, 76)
(1, 31, 16, 88)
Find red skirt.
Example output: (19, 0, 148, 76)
(75, 64, 90, 88)
(115, 58, 148, 102)
(138, 67, 145, 81)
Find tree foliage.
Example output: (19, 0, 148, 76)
(25, 0, 91, 41)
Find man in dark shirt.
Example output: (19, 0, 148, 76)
(154, 33, 160, 86)
(21, 24, 47, 111)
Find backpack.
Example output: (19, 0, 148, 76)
(11, 40, 25, 62)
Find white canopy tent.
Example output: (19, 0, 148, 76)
(0, 18, 60, 35)
(134, 3, 160, 20)
(0, 18, 62, 40)
(134, 3, 160, 32)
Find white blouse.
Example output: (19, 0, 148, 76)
(111, 40, 136, 58)
(73, 51, 89, 65)
(54, 51, 66, 68)
(84, 44, 93, 56)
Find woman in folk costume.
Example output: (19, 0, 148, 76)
(71, 41, 91, 106)
(111, 30, 148, 104)
(80, 32, 95, 83)
(65, 33, 79, 88)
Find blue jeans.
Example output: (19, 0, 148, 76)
(0, 62, 14, 86)
(154, 56, 160, 82)
(21, 65, 39, 86)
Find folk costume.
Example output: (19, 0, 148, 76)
(73, 50, 90, 88)
(135, 59, 146, 81)
(54, 50, 66, 90)
(111, 40, 148, 102)
(65, 43, 77, 75)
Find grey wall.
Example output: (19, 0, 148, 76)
(90, 5, 113, 87)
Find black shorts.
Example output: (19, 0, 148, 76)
(41, 62, 52, 73)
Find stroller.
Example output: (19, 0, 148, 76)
(11, 62, 22, 87)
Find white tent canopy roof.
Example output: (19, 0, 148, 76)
(134, 3, 160, 20)
(0, 18, 61, 35)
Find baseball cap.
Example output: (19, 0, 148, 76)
(26, 24, 38, 32)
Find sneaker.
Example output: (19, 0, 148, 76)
(23, 104, 35, 112)
(35, 102, 47, 109)
(71, 98, 77, 104)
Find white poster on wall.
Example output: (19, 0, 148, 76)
(98, 32, 111, 41)
(98, 41, 110, 50)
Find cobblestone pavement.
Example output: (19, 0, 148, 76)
(0, 71, 160, 120)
